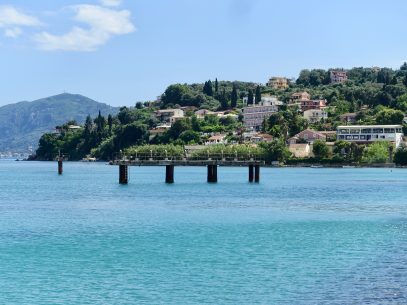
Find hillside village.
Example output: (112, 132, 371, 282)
(35, 65, 407, 165)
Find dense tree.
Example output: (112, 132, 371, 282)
(362, 142, 390, 163)
(247, 89, 254, 105)
(259, 140, 291, 163)
(219, 89, 229, 110)
(394, 144, 407, 165)
(255, 86, 261, 104)
(313, 140, 329, 159)
(231, 84, 238, 108)
(203, 80, 214, 96)
(375, 108, 404, 124)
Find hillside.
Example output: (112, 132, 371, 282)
(0, 93, 119, 152)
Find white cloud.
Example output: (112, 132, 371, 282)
(35, 5, 135, 51)
(100, 0, 122, 7)
(0, 5, 41, 38)
(4, 27, 22, 38)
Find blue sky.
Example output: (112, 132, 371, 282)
(0, 0, 406, 107)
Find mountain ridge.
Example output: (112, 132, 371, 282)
(0, 93, 119, 152)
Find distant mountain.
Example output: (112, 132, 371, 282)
(0, 93, 119, 152)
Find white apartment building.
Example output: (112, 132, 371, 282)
(243, 102, 278, 130)
(337, 125, 404, 148)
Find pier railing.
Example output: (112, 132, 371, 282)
(115, 152, 264, 162)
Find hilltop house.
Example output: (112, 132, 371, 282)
(288, 129, 327, 144)
(155, 109, 184, 124)
(300, 99, 327, 112)
(288, 91, 311, 108)
(267, 77, 289, 89)
(303, 109, 328, 123)
(340, 113, 358, 124)
(330, 70, 348, 84)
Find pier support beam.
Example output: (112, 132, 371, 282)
(58, 158, 63, 175)
(119, 164, 129, 184)
(254, 165, 260, 183)
(207, 165, 218, 183)
(248, 164, 254, 183)
(165, 165, 174, 184)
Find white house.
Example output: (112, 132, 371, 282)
(155, 109, 184, 124)
(205, 134, 228, 145)
(303, 109, 328, 123)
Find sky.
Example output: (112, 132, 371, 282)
(0, 0, 406, 107)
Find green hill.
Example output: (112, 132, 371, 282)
(0, 93, 119, 152)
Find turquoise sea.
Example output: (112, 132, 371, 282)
(0, 161, 407, 304)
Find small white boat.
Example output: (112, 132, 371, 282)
(310, 165, 323, 168)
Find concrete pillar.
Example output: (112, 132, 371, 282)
(119, 164, 128, 184)
(207, 165, 218, 183)
(58, 158, 63, 175)
(255, 165, 260, 183)
(248, 164, 254, 183)
(165, 165, 174, 184)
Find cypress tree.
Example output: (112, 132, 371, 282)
(107, 114, 113, 133)
(203, 80, 213, 96)
(231, 84, 238, 108)
(248, 89, 254, 105)
(255, 85, 261, 104)
(215, 78, 219, 93)
(219, 89, 229, 110)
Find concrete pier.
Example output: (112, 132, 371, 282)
(207, 165, 218, 183)
(248, 164, 254, 183)
(58, 158, 63, 175)
(119, 164, 128, 184)
(165, 165, 174, 184)
(254, 165, 260, 183)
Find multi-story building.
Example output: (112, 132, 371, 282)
(155, 109, 184, 124)
(303, 109, 328, 123)
(288, 91, 311, 108)
(330, 70, 348, 84)
(242, 102, 278, 130)
(300, 99, 327, 112)
(267, 77, 289, 89)
(337, 125, 404, 148)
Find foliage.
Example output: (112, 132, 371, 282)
(125, 144, 184, 158)
(394, 144, 407, 166)
(313, 140, 330, 159)
(259, 140, 291, 163)
(362, 142, 391, 164)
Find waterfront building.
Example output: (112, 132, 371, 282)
(303, 109, 328, 123)
(155, 109, 184, 124)
(330, 70, 348, 84)
(267, 77, 289, 89)
(337, 125, 404, 148)
(242, 101, 278, 130)
(289, 143, 311, 158)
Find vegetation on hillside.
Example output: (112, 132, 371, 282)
(34, 64, 407, 165)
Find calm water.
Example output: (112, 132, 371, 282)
(0, 161, 407, 304)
